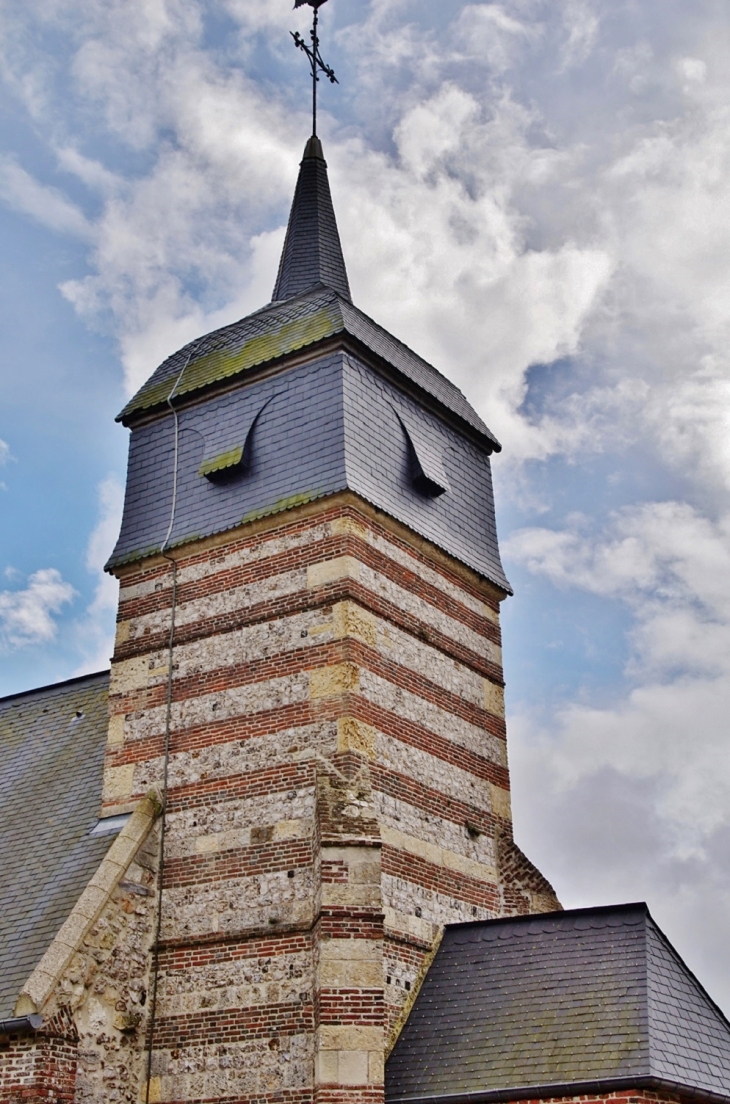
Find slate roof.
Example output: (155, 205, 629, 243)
(386, 903, 730, 1104)
(117, 139, 498, 453)
(117, 287, 498, 448)
(272, 135, 351, 303)
(0, 672, 111, 1019)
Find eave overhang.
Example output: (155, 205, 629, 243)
(117, 290, 501, 454)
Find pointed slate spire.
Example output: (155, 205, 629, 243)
(272, 136, 351, 303)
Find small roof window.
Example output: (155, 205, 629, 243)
(199, 397, 272, 484)
(89, 813, 131, 837)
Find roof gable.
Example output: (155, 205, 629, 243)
(386, 904, 730, 1104)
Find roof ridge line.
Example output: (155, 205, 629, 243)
(0, 669, 110, 705)
(444, 901, 648, 932)
(645, 910, 730, 1037)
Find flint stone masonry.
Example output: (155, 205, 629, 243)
(0, 492, 555, 1103)
(8, 823, 160, 1104)
(6, 130, 726, 1104)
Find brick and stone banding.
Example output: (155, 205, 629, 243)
(17, 499, 556, 1103)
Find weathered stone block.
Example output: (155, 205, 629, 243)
(310, 663, 360, 698)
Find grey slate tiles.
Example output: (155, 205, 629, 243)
(108, 350, 510, 592)
(0, 672, 111, 1019)
(110, 135, 509, 586)
(386, 903, 730, 1104)
(116, 287, 497, 447)
(272, 135, 351, 304)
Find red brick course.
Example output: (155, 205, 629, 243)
(158, 932, 312, 971)
(84, 499, 550, 1103)
(371, 763, 503, 836)
(116, 502, 502, 616)
(382, 846, 500, 910)
(0, 1030, 77, 1104)
(316, 989, 384, 1024)
(154, 1000, 314, 1047)
(109, 636, 502, 733)
(117, 530, 501, 646)
(162, 838, 313, 889)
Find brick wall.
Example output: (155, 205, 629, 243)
(0, 1023, 76, 1104)
(510, 1090, 683, 1104)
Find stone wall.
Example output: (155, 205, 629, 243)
(22, 837, 158, 1104)
(100, 494, 558, 1104)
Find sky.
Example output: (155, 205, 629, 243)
(1, 0, 730, 1013)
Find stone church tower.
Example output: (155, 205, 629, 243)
(6, 135, 558, 1104)
(99, 134, 558, 1103)
(6, 126, 730, 1104)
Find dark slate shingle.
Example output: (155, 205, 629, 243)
(272, 135, 351, 304)
(386, 904, 730, 1103)
(0, 672, 111, 1019)
(107, 351, 510, 593)
(116, 289, 498, 449)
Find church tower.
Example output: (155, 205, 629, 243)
(98, 133, 558, 1103)
(6, 15, 730, 1104)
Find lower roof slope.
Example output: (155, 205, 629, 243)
(386, 903, 730, 1104)
(0, 671, 111, 1020)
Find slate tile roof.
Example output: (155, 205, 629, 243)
(0, 672, 111, 1019)
(110, 136, 507, 584)
(272, 135, 351, 303)
(116, 136, 497, 452)
(116, 287, 498, 448)
(386, 903, 730, 1104)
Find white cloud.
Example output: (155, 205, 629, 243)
(56, 146, 121, 194)
(507, 500, 730, 1007)
(0, 156, 92, 238)
(2, 0, 730, 1009)
(72, 475, 124, 674)
(0, 569, 76, 648)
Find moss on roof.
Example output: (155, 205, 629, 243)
(117, 288, 498, 449)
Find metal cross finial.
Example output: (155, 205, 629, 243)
(292, 0, 338, 138)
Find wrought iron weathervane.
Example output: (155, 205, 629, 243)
(292, 0, 338, 138)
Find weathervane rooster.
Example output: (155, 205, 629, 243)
(292, 0, 338, 137)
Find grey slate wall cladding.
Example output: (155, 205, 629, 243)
(342, 356, 508, 589)
(108, 352, 510, 592)
(112, 132, 509, 585)
(386, 904, 730, 1104)
(0, 672, 111, 1020)
(110, 354, 347, 568)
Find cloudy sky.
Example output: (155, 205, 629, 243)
(2, 0, 730, 1012)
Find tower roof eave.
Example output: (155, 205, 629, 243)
(116, 286, 500, 451)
